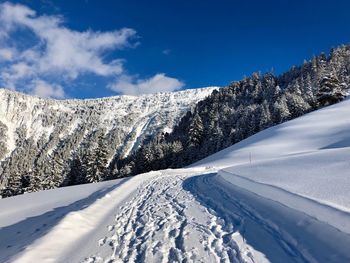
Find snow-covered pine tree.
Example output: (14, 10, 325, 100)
(83, 134, 109, 183)
(137, 145, 154, 172)
(187, 113, 204, 146)
(83, 148, 97, 183)
(1, 172, 23, 197)
(316, 74, 347, 106)
(271, 95, 290, 123)
(63, 156, 85, 186)
(285, 90, 311, 118)
(258, 101, 272, 130)
(119, 162, 133, 177)
(95, 134, 109, 181)
(24, 170, 42, 193)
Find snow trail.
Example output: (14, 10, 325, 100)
(185, 173, 350, 263)
(84, 170, 350, 263)
(84, 170, 267, 263)
(2, 169, 350, 262)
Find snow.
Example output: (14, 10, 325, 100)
(0, 96, 349, 262)
(193, 97, 350, 168)
(0, 87, 217, 162)
(8, 172, 159, 263)
(2, 167, 349, 262)
(0, 179, 126, 228)
(3, 169, 273, 263)
(191, 98, 350, 236)
(0, 115, 16, 156)
(221, 148, 350, 214)
(122, 113, 157, 157)
(193, 98, 350, 238)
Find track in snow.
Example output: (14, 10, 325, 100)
(184, 173, 350, 263)
(5, 169, 348, 262)
(85, 171, 350, 263)
(85, 171, 265, 263)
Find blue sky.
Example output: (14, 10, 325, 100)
(1, 0, 350, 99)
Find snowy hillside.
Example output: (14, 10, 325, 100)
(0, 87, 216, 159)
(193, 97, 350, 168)
(195, 97, 350, 240)
(219, 148, 350, 234)
(0, 87, 217, 194)
(0, 98, 349, 262)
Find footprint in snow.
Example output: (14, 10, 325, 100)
(98, 237, 107, 246)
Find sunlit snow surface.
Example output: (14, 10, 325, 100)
(0, 98, 350, 262)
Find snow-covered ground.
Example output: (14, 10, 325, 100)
(219, 148, 350, 234)
(193, 98, 350, 237)
(193, 97, 350, 168)
(0, 99, 349, 262)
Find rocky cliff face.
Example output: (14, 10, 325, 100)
(0, 87, 217, 194)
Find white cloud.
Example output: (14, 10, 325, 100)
(0, 2, 136, 95)
(109, 73, 184, 95)
(1, 62, 33, 89)
(0, 47, 15, 61)
(30, 79, 65, 99)
(0, 2, 184, 97)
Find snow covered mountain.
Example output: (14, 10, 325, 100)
(2, 43, 350, 198)
(0, 94, 349, 263)
(116, 44, 350, 177)
(0, 87, 217, 195)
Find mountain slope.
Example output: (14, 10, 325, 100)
(0, 87, 217, 196)
(194, 97, 350, 235)
(117, 44, 350, 177)
(0, 95, 349, 262)
(193, 96, 350, 168)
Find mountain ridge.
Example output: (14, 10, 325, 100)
(0, 86, 220, 102)
(0, 86, 218, 196)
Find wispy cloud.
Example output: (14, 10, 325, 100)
(0, 2, 132, 97)
(108, 73, 184, 95)
(30, 79, 65, 99)
(0, 2, 183, 98)
(0, 47, 15, 60)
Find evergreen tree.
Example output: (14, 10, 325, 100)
(187, 113, 204, 146)
(316, 74, 347, 106)
(83, 134, 109, 183)
(83, 148, 96, 183)
(95, 134, 109, 180)
(63, 156, 85, 186)
(24, 171, 42, 193)
(1, 172, 23, 197)
(272, 97, 290, 124)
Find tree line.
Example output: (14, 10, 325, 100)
(113, 45, 349, 177)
